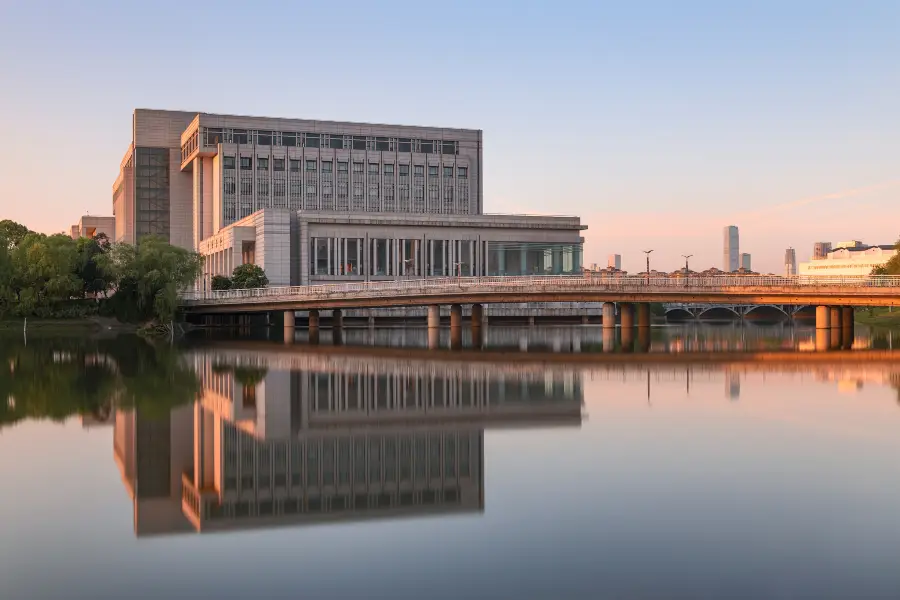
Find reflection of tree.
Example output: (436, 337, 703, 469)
(0, 336, 200, 427)
(890, 373, 900, 406)
(212, 363, 268, 387)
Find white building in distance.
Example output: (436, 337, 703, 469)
(798, 241, 897, 276)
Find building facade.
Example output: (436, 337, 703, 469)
(784, 248, 797, 276)
(812, 242, 832, 260)
(740, 253, 751, 271)
(70, 215, 116, 240)
(607, 254, 621, 270)
(798, 243, 896, 276)
(723, 225, 739, 272)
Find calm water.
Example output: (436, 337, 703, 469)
(3, 325, 900, 599)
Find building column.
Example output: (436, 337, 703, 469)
(815, 306, 830, 329)
(620, 303, 634, 329)
(636, 303, 651, 328)
(602, 302, 616, 329)
(427, 305, 441, 329)
(520, 248, 527, 276)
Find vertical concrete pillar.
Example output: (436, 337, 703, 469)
(450, 304, 462, 329)
(284, 310, 295, 345)
(841, 306, 854, 349)
(450, 327, 462, 350)
(602, 302, 616, 329)
(636, 303, 651, 328)
(528, 315, 536, 326)
(815, 306, 830, 329)
(621, 325, 634, 352)
(637, 326, 651, 352)
(472, 325, 483, 349)
(620, 303, 634, 329)
(581, 315, 589, 325)
(829, 307, 841, 329)
(332, 308, 343, 330)
(427, 305, 441, 329)
(308, 309, 320, 331)
(368, 315, 375, 327)
(815, 329, 829, 352)
(471, 303, 484, 328)
(830, 326, 841, 350)
(428, 327, 440, 350)
(602, 327, 616, 353)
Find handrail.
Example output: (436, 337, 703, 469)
(180, 274, 900, 305)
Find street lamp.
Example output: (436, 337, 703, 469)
(403, 258, 415, 280)
(643, 249, 654, 284)
(682, 254, 693, 272)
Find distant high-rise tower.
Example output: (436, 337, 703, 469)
(607, 254, 621, 270)
(723, 225, 739, 271)
(740, 253, 751, 271)
(813, 242, 832, 260)
(784, 248, 797, 276)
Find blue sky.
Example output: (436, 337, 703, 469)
(1, 0, 897, 272)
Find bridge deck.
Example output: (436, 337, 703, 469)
(181, 275, 900, 312)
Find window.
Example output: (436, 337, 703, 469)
(240, 157, 252, 170)
(329, 135, 343, 149)
(257, 157, 269, 171)
(458, 166, 468, 178)
(352, 136, 367, 150)
(399, 164, 409, 176)
(289, 159, 300, 172)
(428, 166, 438, 177)
(223, 156, 236, 169)
(338, 161, 349, 172)
(234, 129, 249, 144)
(443, 167, 453, 177)
(322, 161, 333, 173)
(273, 158, 285, 171)
(274, 180, 286, 196)
(368, 163, 379, 174)
(375, 137, 390, 151)
(442, 141, 457, 155)
(384, 164, 394, 175)
(420, 141, 433, 154)
(414, 165, 424, 176)
(282, 132, 297, 147)
(353, 162, 363, 173)
(305, 133, 321, 148)
(224, 176, 236, 194)
(257, 131, 272, 145)
(398, 138, 412, 153)
(306, 160, 317, 171)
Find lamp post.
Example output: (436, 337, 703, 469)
(403, 258, 415, 280)
(682, 254, 693, 272)
(643, 249, 654, 284)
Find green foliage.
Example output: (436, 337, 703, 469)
(871, 238, 900, 275)
(230, 263, 269, 289)
(75, 234, 114, 297)
(211, 275, 232, 290)
(0, 219, 30, 249)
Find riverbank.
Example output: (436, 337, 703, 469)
(0, 317, 137, 335)
(855, 307, 900, 328)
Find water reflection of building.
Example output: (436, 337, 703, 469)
(114, 353, 582, 536)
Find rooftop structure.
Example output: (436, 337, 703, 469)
(70, 215, 115, 240)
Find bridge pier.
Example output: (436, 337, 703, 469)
(830, 325, 842, 350)
(815, 329, 829, 352)
(332, 309, 343, 331)
(602, 302, 616, 330)
(637, 326, 651, 352)
(471, 303, 484, 328)
(636, 303, 651, 328)
(842, 306, 854, 349)
(428, 327, 440, 350)
(830, 307, 842, 331)
(603, 327, 616, 353)
(450, 304, 462, 329)
(620, 303, 634, 330)
(427, 305, 441, 329)
(283, 310, 295, 345)
(308, 309, 320, 331)
(815, 306, 830, 329)
(621, 324, 634, 352)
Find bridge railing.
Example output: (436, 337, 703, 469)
(180, 274, 900, 305)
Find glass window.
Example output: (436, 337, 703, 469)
(257, 131, 273, 145)
(428, 166, 438, 177)
(398, 138, 412, 153)
(205, 128, 223, 145)
(368, 163, 379, 174)
(375, 137, 390, 151)
(234, 129, 249, 144)
(443, 167, 453, 177)
(345, 238, 361, 275)
(338, 161, 349, 172)
(419, 141, 433, 154)
(289, 159, 300, 172)
(458, 167, 468, 178)
(305, 133, 321, 148)
(257, 157, 269, 171)
(273, 158, 285, 171)
(223, 156, 236, 169)
(352, 136, 367, 150)
(442, 141, 457, 155)
(329, 135, 343, 149)
(306, 160, 317, 171)
(353, 162, 364, 173)
(240, 157, 252, 170)
(399, 164, 410, 176)
(414, 165, 424, 176)
(384, 164, 394, 175)
(282, 132, 297, 147)
(322, 161, 333, 173)
(313, 238, 330, 275)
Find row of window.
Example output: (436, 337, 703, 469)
(201, 127, 462, 155)
(223, 156, 467, 178)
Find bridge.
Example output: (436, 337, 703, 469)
(663, 303, 816, 321)
(182, 275, 900, 341)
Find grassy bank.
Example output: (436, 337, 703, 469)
(855, 307, 900, 328)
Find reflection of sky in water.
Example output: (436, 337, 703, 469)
(3, 357, 900, 598)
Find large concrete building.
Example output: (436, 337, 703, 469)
(740, 253, 751, 271)
(812, 242, 832, 260)
(70, 215, 115, 240)
(112, 109, 584, 293)
(784, 248, 797, 276)
(798, 241, 897, 276)
(723, 225, 739, 272)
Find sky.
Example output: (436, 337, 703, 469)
(0, 0, 898, 273)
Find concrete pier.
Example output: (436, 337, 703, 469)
(308, 309, 320, 331)
(428, 327, 440, 350)
(283, 310, 295, 345)
(471, 303, 484, 328)
(603, 327, 616, 352)
(830, 325, 842, 350)
(815, 329, 829, 352)
(332, 308, 343, 330)
(829, 307, 842, 330)
(620, 303, 634, 330)
(427, 305, 441, 329)
(841, 306, 854, 349)
(621, 325, 634, 352)
(450, 304, 463, 329)
(637, 326, 651, 352)
(636, 303, 651, 328)
(602, 302, 616, 329)
(815, 306, 830, 329)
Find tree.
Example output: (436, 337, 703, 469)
(0, 220, 30, 249)
(211, 275, 232, 290)
(75, 235, 114, 297)
(230, 263, 269, 289)
(872, 238, 900, 275)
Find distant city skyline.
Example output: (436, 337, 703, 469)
(1, 1, 898, 274)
